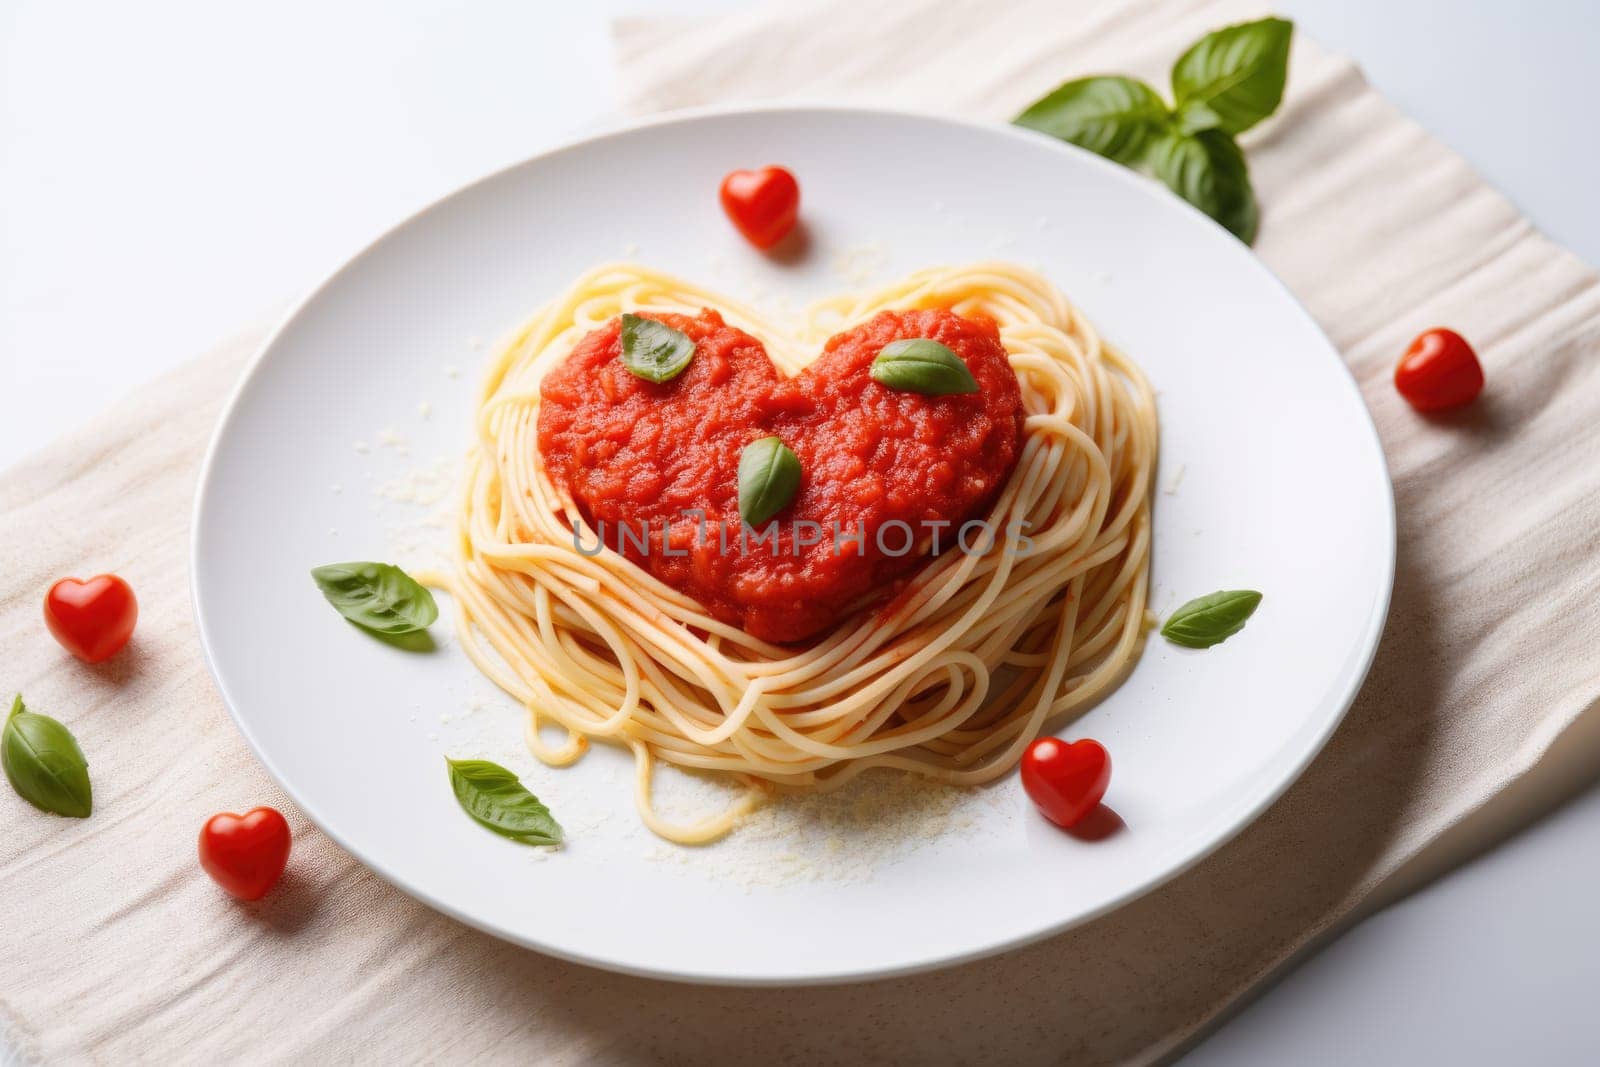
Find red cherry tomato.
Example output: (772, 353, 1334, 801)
(199, 807, 292, 901)
(719, 166, 800, 250)
(44, 574, 138, 663)
(1394, 328, 1483, 412)
(1020, 737, 1111, 829)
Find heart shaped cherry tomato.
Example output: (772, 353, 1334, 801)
(1394, 327, 1483, 412)
(44, 574, 138, 663)
(199, 807, 292, 901)
(1021, 737, 1111, 829)
(719, 166, 800, 250)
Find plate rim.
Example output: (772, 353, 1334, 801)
(189, 101, 1397, 986)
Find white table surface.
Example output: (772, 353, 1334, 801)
(4, 1, 1598, 1062)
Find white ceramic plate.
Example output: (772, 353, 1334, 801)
(192, 106, 1393, 985)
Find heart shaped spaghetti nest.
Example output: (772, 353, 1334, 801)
(424, 262, 1157, 844)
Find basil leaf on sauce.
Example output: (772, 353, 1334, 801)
(2, 694, 92, 818)
(620, 313, 695, 384)
(870, 339, 980, 396)
(447, 758, 563, 846)
(1170, 17, 1293, 137)
(1145, 129, 1259, 244)
(311, 562, 438, 635)
(1161, 590, 1263, 649)
(1013, 75, 1171, 165)
(738, 436, 801, 527)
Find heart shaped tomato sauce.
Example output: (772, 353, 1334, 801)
(536, 307, 1024, 642)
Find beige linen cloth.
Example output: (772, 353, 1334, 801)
(4, 0, 1600, 1061)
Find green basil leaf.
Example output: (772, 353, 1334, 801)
(2, 694, 92, 818)
(1014, 75, 1171, 164)
(311, 562, 438, 635)
(1174, 100, 1223, 136)
(447, 758, 562, 846)
(1161, 590, 1263, 649)
(870, 338, 980, 396)
(620, 313, 695, 384)
(737, 436, 801, 527)
(1146, 129, 1259, 244)
(1170, 17, 1293, 136)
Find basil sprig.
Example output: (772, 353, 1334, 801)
(1015, 17, 1291, 243)
(737, 436, 801, 527)
(620, 313, 695, 384)
(447, 758, 563, 846)
(1161, 590, 1263, 649)
(312, 562, 438, 635)
(2, 695, 92, 818)
(870, 338, 980, 396)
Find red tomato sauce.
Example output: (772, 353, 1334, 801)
(537, 307, 1024, 642)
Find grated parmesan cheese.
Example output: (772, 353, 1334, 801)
(830, 240, 888, 286)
